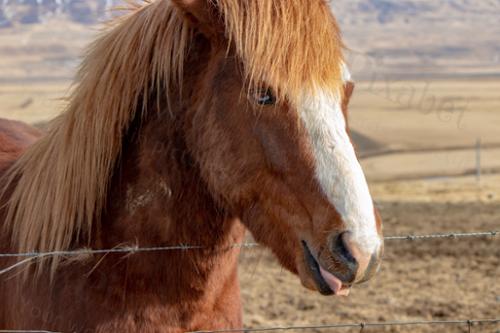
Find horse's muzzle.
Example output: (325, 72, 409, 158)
(327, 231, 383, 285)
(302, 231, 383, 296)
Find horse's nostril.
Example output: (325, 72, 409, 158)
(331, 232, 357, 265)
(327, 232, 382, 285)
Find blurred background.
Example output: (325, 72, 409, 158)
(0, 1, 499, 332)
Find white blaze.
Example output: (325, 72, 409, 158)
(298, 66, 380, 254)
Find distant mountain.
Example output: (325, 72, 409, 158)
(1, 0, 499, 79)
(331, 0, 500, 78)
(2, 0, 499, 29)
(332, 0, 500, 24)
(0, 0, 117, 26)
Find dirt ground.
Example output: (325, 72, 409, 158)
(238, 197, 500, 333)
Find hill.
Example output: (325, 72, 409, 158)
(1, 0, 499, 80)
(331, 0, 500, 78)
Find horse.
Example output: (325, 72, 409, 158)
(0, 1, 384, 332)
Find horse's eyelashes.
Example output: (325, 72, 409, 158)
(254, 88, 276, 106)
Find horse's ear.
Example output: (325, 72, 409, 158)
(172, 0, 217, 36)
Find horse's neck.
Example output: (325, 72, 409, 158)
(98, 107, 245, 299)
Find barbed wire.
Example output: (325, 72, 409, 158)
(1, 318, 499, 333)
(189, 318, 500, 333)
(0, 331, 61, 333)
(0, 243, 261, 275)
(0, 231, 497, 260)
(0, 230, 496, 276)
(384, 230, 498, 241)
(0, 232, 498, 331)
(0, 243, 260, 260)
(0, 313, 497, 333)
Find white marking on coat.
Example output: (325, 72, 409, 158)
(298, 65, 380, 254)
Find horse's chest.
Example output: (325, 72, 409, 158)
(90, 295, 243, 333)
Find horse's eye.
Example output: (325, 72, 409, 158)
(254, 89, 276, 105)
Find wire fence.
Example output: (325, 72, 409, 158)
(2, 318, 499, 333)
(0, 331, 61, 333)
(383, 230, 498, 241)
(189, 319, 500, 333)
(0, 230, 497, 260)
(0, 230, 497, 275)
(1, 230, 498, 331)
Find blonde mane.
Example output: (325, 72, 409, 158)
(2, 0, 344, 271)
(218, 0, 344, 103)
(2, 0, 191, 270)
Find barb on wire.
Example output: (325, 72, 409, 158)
(0, 231, 497, 261)
(188, 318, 500, 333)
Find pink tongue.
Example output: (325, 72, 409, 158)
(319, 266, 350, 296)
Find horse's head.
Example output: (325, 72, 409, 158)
(174, 0, 383, 296)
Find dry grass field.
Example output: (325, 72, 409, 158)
(0, 15, 499, 333)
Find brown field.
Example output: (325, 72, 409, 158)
(0, 18, 499, 333)
(240, 199, 499, 333)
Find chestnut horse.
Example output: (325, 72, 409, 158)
(0, 1, 383, 332)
